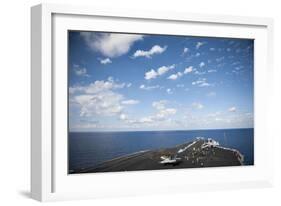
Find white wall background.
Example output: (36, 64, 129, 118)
(0, 0, 280, 205)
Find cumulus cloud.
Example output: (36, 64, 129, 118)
(184, 66, 193, 74)
(75, 92, 124, 117)
(152, 100, 177, 120)
(145, 69, 158, 80)
(144, 64, 175, 80)
(192, 78, 212, 87)
(83, 79, 125, 94)
(133, 45, 167, 58)
(167, 66, 195, 80)
(73, 64, 89, 77)
(80, 32, 143, 58)
(196, 42, 205, 49)
(182, 47, 189, 55)
(139, 84, 160, 90)
(99, 58, 112, 64)
(70, 77, 129, 117)
(199, 83, 211, 87)
(121, 99, 139, 105)
(156, 108, 177, 119)
(123, 100, 177, 125)
(119, 113, 128, 120)
(228, 107, 236, 112)
(157, 65, 174, 75)
(167, 72, 183, 80)
(216, 56, 225, 62)
(167, 74, 177, 80)
(199, 62, 205, 68)
(166, 88, 173, 94)
(152, 100, 167, 110)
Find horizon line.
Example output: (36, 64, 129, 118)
(69, 127, 254, 133)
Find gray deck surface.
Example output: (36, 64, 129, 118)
(73, 139, 243, 174)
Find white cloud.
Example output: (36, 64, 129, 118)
(73, 64, 89, 77)
(84, 79, 125, 94)
(192, 78, 212, 87)
(208, 69, 217, 73)
(210, 48, 215, 51)
(196, 42, 205, 49)
(145, 64, 175, 80)
(99, 58, 112, 64)
(235, 66, 244, 71)
(198, 82, 211, 87)
(167, 72, 183, 80)
(192, 102, 204, 109)
(139, 84, 160, 90)
(144, 69, 158, 80)
(125, 100, 177, 125)
(216, 56, 225, 62)
(70, 78, 130, 117)
(69, 86, 84, 94)
(138, 117, 154, 123)
(228, 107, 236, 112)
(121, 99, 140, 105)
(184, 66, 193, 74)
(152, 100, 167, 110)
(195, 52, 200, 57)
(119, 113, 128, 120)
(157, 65, 174, 75)
(156, 108, 177, 119)
(182, 47, 189, 55)
(152, 100, 177, 120)
(75, 92, 124, 117)
(80, 32, 143, 58)
(166, 88, 173, 94)
(133, 45, 167, 58)
(167, 74, 178, 80)
(199, 62, 205, 68)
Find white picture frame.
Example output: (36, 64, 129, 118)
(31, 3, 274, 202)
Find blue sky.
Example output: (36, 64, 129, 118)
(68, 31, 254, 132)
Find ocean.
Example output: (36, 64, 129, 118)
(68, 128, 254, 172)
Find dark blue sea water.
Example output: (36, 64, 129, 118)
(69, 128, 254, 171)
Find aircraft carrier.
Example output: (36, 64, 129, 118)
(71, 138, 244, 174)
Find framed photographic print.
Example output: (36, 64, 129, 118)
(31, 3, 274, 201)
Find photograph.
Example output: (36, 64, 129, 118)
(68, 31, 254, 174)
